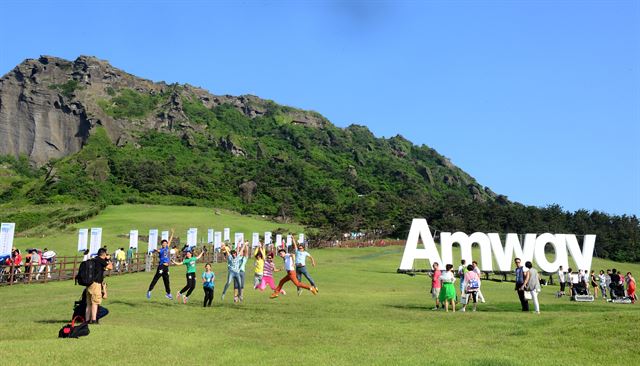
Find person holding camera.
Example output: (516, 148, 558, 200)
(86, 248, 113, 324)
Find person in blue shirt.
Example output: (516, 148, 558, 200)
(147, 229, 174, 300)
(202, 263, 215, 307)
(220, 243, 244, 303)
(294, 238, 318, 296)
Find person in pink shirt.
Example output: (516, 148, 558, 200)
(429, 262, 442, 310)
(462, 264, 481, 312)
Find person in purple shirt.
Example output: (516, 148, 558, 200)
(147, 229, 174, 300)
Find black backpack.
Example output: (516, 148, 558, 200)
(58, 316, 90, 338)
(76, 259, 96, 286)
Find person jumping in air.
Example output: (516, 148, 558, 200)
(253, 243, 265, 289)
(294, 238, 318, 295)
(270, 248, 317, 299)
(202, 263, 215, 307)
(257, 252, 286, 295)
(220, 244, 243, 303)
(147, 229, 175, 300)
(172, 249, 204, 304)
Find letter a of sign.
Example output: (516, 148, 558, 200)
(399, 219, 442, 271)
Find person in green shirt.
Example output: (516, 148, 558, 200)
(172, 250, 204, 304)
(125, 246, 134, 271)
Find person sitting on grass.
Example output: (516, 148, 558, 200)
(438, 264, 456, 313)
(172, 249, 204, 304)
(270, 248, 317, 299)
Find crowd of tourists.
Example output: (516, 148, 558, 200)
(1, 247, 57, 283)
(428, 258, 637, 313)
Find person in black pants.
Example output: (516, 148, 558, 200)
(202, 263, 215, 307)
(172, 250, 204, 304)
(514, 257, 529, 311)
(147, 230, 174, 300)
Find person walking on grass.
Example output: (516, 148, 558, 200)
(457, 259, 467, 296)
(126, 246, 134, 272)
(202, 263, 215, 307)
(294, 239, 318, 295)
(598, 270, 607, 300)
(173, 249, 204, 304)
(514, 257, 529, 311)
(523, 261, 541, 314)
(86, 248, 112, 324)
(147, 229, 175, 300)
(429, 262, 442, 310)
(438, 264, 456, 312)
(471, 260, 486, 303)
(557, 265, 566, 296)
(461, 264, 481, 312)
(220, 244, 243, 303)
(270, 248, 317, 299)
(590, 270, 599, 298)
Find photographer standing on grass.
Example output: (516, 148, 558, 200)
(85, 248, 112, 324)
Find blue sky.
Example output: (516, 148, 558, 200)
(1, 0, 638, 216)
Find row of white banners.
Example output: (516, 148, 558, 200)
(77, 227, 305, 254)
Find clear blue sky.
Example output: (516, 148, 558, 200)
(1, 1, 638, 216)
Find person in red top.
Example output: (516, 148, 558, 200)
(6, 248, 22, 282)
(626, 272, 636, 304)
(429, 262, 442, 310)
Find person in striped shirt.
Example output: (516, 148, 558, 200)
(256, 252, 285, 295)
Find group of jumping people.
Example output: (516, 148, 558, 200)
(146, 229, 319, 306)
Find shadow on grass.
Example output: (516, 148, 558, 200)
(35, 319, 69, 324)
(384, 301, 627, 313)
(110, 300, 137, 307)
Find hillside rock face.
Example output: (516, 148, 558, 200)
(0, 55, 328, 165)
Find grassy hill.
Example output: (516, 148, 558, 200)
(11, 204, 304, 256)
(0, 245, 638, 365)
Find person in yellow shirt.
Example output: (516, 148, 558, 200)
(253, 244, 265, 289)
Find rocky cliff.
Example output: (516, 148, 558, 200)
(0, 55, 328, 165)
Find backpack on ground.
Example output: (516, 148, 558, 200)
(58, 316, 90, 338)
(75, 259, 96, 286)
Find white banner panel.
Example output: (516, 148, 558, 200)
(129, 230, 139, 249)
(264, 232, 272, 245)
(161, 231, 169, 242)
(214, 232, 222, 249)
(252, 233, 260, 247)
(0, 223, 16, 258)
(89, 228, 102, 256)
(207, 229, 214, 244)
(298, 233, 305, 244)
(148, 229, 159, 253)
(77, 228, 88, 252)
(234, 232, 244, 247)
(286, 235, 292, 247)
(224, 228, 230, 242)
(276, 234, 282, 248)
(188, 228, 198, 247)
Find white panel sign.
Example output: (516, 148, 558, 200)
(264, 232, 272, 245)
(298, 233, 305, 244)
(0, 223, 16, 258)
(276, 234, 282, 248)
(223, 228, 230, 242)
(207, 229, 214, 244)
(148, 229, 159, 253)
(252, 233, 260, 247)
(77, 228, 89, 252)
(286, 235, 292, 247)
(89, 228, 102, 256)
(129, 230, 138, 250)
(214, 232, 222, 249)
(161, 231, 169, 242)
(234, 232, 244, 247)
(187, 228, 198, 247)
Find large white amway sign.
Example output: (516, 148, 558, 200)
(399, 219, 596, 273)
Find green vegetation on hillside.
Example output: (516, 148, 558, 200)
(48, 79, 82, 98)
(98, 88, 165, 119)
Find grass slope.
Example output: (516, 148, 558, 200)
(12, 204, 304, 256)
(1, 245, 638, 366)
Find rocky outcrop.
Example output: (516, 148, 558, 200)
(239, 180, 257, 203)
(0, 55, 330, 165)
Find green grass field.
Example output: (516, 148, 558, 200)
(2, 205, 639, 365)
(11, 204, 304, 256)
